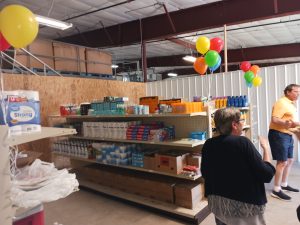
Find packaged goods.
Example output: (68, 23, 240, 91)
(0, 90, 41, 135)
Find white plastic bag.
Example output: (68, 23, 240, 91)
(11, 159, 79, 208)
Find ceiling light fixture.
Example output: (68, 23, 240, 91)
(35, 15, 73, 30)
(183, 55, 196, 63)
(111, 64, 119, 68)
(167, 73, 177, 77)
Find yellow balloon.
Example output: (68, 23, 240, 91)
(0, 5, 38, 48)
(253, 76, 262, 87)
(196, 36, 210, 55)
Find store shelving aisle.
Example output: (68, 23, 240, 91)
(44, 163, 300, 225)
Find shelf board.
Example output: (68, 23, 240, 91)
(49, 112, 207, 119)
(6, 127, 77, 146)
(53, 152, 201, 180)
(78, 178, 208, 220)
(70, 136, 205, 147)
(211, 106, 249, 114)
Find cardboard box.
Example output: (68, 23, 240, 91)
(139, 96, 159, 113)
(187, 154, 202, 168)
(53, 42, 86, 73)
(86, 49, 112, 74)
(174, 182, 204, 209)
(143, 154, 156, 170)
(159, 98, 181, 105)
(78, 165, 175, 203)
(15, 39, 54, 69)
(155, 151, 188, 174)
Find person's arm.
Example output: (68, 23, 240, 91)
(271, 116, 294, 128)
(259, 136, 272, 163)
(243, 137, 275, 183)
(291, 120, 300, 127)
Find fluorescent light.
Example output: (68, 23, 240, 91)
(183, 55, 196, 63)
(35, 15, 73, 30)
(111, 64, 119, 68)
(168, 73, 177, 77)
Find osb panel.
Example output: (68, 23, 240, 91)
(86, 49, 112, 74)
(53, 42, 77, 58)
(86, 49, 112, 64)
(15, 39, 54, 69)
(2, 73, 146, 161)
(79, 47, 86, 73)
(32, 57, 54, 68)
(15, 54, 30, 67)
(53, 42, 86, 73)
(86, 64, 112, 74)
(29, 39, 53, 56)
(15, 54, 54, 69)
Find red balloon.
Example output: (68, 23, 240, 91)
(210, 37, 224, 53)
(0, 32, 11, 51)
(240, 61, 251, 72)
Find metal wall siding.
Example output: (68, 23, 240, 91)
(146, 63, 300, 162)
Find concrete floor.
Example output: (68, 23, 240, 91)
(44, 163, 300, 225)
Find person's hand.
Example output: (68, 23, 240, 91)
(290, 120, 300, 128)
(284, 120, 293, 129)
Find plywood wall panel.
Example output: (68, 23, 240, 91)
(3, 74, 145, 123)
(2, 73, 146, 161)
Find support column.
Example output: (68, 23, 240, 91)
(224, 24, 228, 72)
(140, 19, 147, 82)
(141, 41, 147, 82)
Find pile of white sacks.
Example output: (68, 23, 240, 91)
(11, 159, 79, 208)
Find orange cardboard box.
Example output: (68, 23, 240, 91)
(139, 96, 159, 113)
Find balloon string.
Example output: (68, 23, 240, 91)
(0, 56, 8, 125)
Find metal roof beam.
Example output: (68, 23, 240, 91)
(161, 60, 300, 79)
(146, 43, 300, 67)
(58, 0, 300, 48)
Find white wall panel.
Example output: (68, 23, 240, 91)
(146, 63, 300, 162)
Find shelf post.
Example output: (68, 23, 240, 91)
(0, 126, 13, 225)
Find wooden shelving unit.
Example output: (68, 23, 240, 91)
(54, 112, 208, 119)
(70, 136, 205, 147)
(50, 110, 211, 224)
(52, 152, 201, 180)
(6, 127, 77, 146)
(78, 178, 210, 224)
(0, 126, 76, 225)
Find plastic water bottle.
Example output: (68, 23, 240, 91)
(227, 96, 231, 107)
(238, 96, 243, 107)
(234, 96, 238, 107)
(243, 95, 248, 107)
(224, 97, 228, 108)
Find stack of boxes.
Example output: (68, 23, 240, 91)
(93, 143, 135, 166)
(82, 121, 140, 139)
(126, 122, 163, 141)
(91, 97, 128, 115)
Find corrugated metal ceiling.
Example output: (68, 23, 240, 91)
(0, 0, 300, 75)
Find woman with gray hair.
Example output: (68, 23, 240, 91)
(201, 108, 275, 225)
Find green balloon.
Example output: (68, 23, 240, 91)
(244, 71, 255, 83)
(204, 50, 219, 67)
